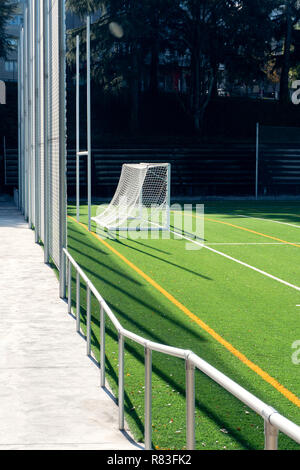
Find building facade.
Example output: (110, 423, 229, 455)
(0, 1, 24, 82)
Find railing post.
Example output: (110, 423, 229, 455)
(264, 420, 279, 450)
(86, 15, 91, 231)
(67, 259, 71, 314)
(186, 358, 195, 450)
(144, 346, 152, 450)
(76, 271, 80, 332)
(118, 332, 125, 430)
(100, 303, 105, 387)
(76, 34, 80, 222)
(86, 286, 91, 355)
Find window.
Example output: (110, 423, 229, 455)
(8, 15, 22, 26)
(4, 61, 17, 73)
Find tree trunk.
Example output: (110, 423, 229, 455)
(280, 2, 293, 104)
(130, 50, 140, 134)
(149, 41, 159, 95)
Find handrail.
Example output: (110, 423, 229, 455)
(63, 248, 300, 450)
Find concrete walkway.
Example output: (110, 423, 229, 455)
(0, 197, 140, 450)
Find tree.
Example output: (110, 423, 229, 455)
(66, 0, 281, 136)
(0, 0, 16, 59)
(170, 1, 277, 133)
(272, 1, 300, 103)
(66, 0, 176, 132)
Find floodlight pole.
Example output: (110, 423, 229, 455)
(76, 34, 80, 222)
(76, 18, 91, 229)
(255, 122, 259, 200)
(87, 15, 92, 231)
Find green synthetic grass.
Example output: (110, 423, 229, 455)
(66, 201, 300, 450)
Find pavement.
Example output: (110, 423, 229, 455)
(0, 196, 141, 450)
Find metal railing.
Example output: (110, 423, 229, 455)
(63, 248, 300, 450)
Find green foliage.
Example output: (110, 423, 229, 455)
(65, 1, 298, 131)
(0, 0, 17, 59)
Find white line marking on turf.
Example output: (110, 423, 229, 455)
(236, 214, 300, 229)
(170, 229, 300, 292)
(205, 242, 300, 246)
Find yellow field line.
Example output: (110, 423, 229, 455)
(68, 215, 300, 408)
(199, 214, 300, 248)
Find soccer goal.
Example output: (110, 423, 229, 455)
(92, 163, 171, 231)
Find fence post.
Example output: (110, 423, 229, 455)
(67, 259, 72, 314)
(118, 332, 125, 430)
(100, 303, 106, 387)
(87, 15, 92, 231)
(264, 420, 279, 450)
(58, 0, 67, 300)
(144, 346, 152, 450)
(86, 286, 91, 355)
(76, 271, 80, 332)
(76, 34, 80, 222)
(34, 0, 40, 243)
(186, 358, 195, 450)
(43, 0, 49, 264)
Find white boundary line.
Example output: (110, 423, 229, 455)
(236, 214, 300, 229)
(170, 229, 300, 292)
(206, 242, 300, 246)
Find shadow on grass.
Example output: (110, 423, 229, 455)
(112, 237, 212, 281)
(70, 217, 296, 449)
(201, 201, 300, 227)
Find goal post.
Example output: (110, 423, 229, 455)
(92, 163, 171, 231)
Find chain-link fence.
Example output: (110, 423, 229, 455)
(19, 0, 67, 297)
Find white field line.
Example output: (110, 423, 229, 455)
(236, 214, 300, 229)
(206, 242, 300, 246)
(170, 229, 300, 292)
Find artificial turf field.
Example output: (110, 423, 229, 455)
(67, 200, 300, 450)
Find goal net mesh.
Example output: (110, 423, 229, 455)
(93, 163, 170, 230)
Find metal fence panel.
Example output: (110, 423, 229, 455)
(19, 0, 67, 292)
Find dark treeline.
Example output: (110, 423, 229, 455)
(66, 0, 300, 141)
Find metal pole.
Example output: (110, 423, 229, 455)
(28, 0, 35, 230)
(76, 34, 80, 222)
(264, 420, 279, 450)
(100, 303, 105, 387)
(87, 15, 91, 231)
(76, 271, 81, 332)
(86, 286, 91, 355)
(118, 333, 125, 430)
(23, 4, 28, 220)
(27, 0, 31, 227)
(186, 359, 195, 450)
(59, 0, 67, 299)
(34, 0, 40, 243)
(255, 122, 259, 200)
(43, 0, 49, 263)
(68, 260, 72, 314)
(18, 35, 21, 210)
(144, 347, 152, 450)
(20, 27, 25, 213)
(166, 163, 171, 230)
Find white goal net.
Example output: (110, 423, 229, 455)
(93, 163, 171, 230)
